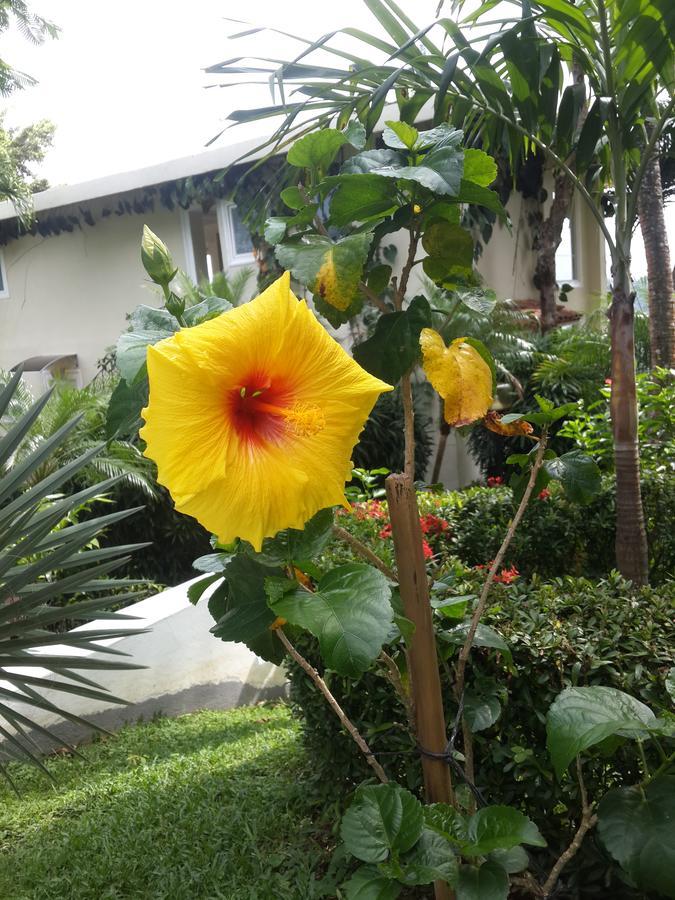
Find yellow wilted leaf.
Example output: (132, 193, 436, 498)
(483, 411, 534, 438)
(420, 329, 493, 426)
(315, 253, 351, 311)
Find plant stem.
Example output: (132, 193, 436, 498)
(454, 432, 548, 706)
(542, 757, 597, 897)
(359, 280, 389, 313)
(275, 627, 388, 784)
(641, 749, 675, 787)
(379, 650, 417, 738)
(332, 525, 397, 581)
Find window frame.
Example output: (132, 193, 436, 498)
(216, 201, 255, 268)
(555, 205, 582, 289)
(0, 250, 9, 299)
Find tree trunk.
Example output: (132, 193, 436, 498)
(609, 261, 649, 584)
(637, 151, 675, 367)
(534, 172, 576, 332)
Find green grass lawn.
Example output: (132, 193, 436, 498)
(0, 704, 331, 899)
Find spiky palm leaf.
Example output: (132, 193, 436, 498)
(0, 371, 148, 788)
(1, 375, 157, 498)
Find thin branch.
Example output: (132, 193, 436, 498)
(332, 525, 397, 581)
(396, 229, 420, 309)
(454, 431, 548, 704)
(379, 649, 417, 737)
(276, 627, 388, 784)
(359, 279, 390, 313)
(542, 757, 597, 897)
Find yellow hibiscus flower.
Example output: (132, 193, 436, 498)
(140, 272, 392, 550)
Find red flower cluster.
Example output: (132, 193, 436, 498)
(537, 488, 551, 501)
(487, 475, 504, 487)
(419, 513, 450, 535)
(494, 564, 519, 584)
(378, 513, 449, 562)
(474, 561, 520, 583)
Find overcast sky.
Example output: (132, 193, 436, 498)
(2, 0, 673, 279)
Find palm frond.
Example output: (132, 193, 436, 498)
(0, 377, 146, 784)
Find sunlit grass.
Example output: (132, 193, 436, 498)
(0, 704, 328, 899)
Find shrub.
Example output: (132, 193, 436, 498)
(558, 368, 675, 476)
(287, 572, 675, 896)
(329, 473, 675, 585)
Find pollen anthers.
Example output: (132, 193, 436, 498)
(283, 402, 325, 437)
(236, 384, 325, 438)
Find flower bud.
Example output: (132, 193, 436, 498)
(141, 225, 177, 287)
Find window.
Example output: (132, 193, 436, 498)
(555, 215, 578, 284)
(181, 202, 254, 283)
(217, 202, 255, 267)
(0, 251, 9, 298)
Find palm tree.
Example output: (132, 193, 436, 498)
(637, 144, 675, 368)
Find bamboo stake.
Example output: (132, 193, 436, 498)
(385, 472, 454, 900)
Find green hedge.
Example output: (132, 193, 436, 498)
(287, 572, 675, 896)
(327, 473, 675, 585)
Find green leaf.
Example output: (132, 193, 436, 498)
(597, 777, 675, 898)
(105, 377, 147, 439)
(193, 552, 230, 574)
(398, 828, 458, 886)
(666, 668, 675, 704)
(352, 296, 431, 383)
(367, 264, 392, 298)
(544, 451, 601, 504)
(342, 866, 401, 900)
(343, 145, 463, 197)
(383, 120, 419, 150)
(187, 574, 220, 605)
(245, 507, 335, 567)
(287, 129, 348, 171)
(546, 686, 657, 778)
(313, 290, 364, 328)
(424, 804, 467, 844)
(116, 306, 179, 383)
(263, 216, 289, 245)
(209, 554, 286, 665)
(463, 806, 546, 856)
(329, 175, 398, 227)
(440, 623, 512, 666)
(275, 233, 371, 313)
(280, 186, 305, 210)
(422, 221, 474, 282)
(488, 846, 528, 874)
(341, 784, 424, 864)
(463, 690, 501, 733)
(430, 595, 470, 620)
(271, 563, 393, 677)
(182, 295, 232, 325)
(344, 119, 367, 151)
(462, 149, 497, 187)
(457, 861, 509, 900)
(415, 125, 464, 150)
(455, 179, 507, 221)
(455, 288, 497, 317)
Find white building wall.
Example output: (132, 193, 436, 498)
(0, 205, 187, 384)
(1, 577, 287, 750)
